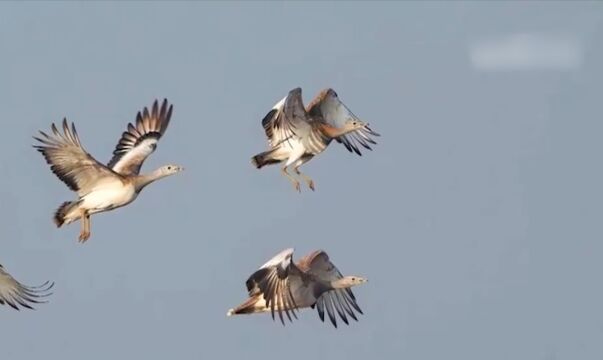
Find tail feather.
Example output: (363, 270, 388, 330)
(53, 201, 77, 227)
(251, 150, 280, 169)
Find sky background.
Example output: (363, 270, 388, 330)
(1, 2, 602, 359)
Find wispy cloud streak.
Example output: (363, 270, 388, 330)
(470, 33, 582, 71)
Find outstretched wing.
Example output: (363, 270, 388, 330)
(0, 265, 54, 310)
(33, 119, 119, 196)
(301, 250, 363, 328)
(260, 87, 310, 148)
(244, 248, 300, 325)
(311, 89, 380, 156)
(108, 99, 173, 175)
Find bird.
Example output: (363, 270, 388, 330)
(0, 263, 53, 310)
(251, 87, 379, 192)
(33, 99, 184, 243)
(227, 248, 367, 327)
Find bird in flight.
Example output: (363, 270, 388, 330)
(34, 99, 184, 242)
(251, 88, 379, 192)
(227, 248, 367, 327)
(0, 263, 53, 310)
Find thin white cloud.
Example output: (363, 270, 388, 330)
(470, 33, 582, 71)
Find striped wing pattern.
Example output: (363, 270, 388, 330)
(245, 248, 299, 325)
(261, 88, 309, 148)
(108, 99, 173, 175)
(33, 119, 116, 196)
(0, 265, 53, 310)
(302, 251, 363, 328)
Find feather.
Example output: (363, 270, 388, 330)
(108, 99, 173, 175)
(0, 265, 53, 310)
(33, 118, 117, 196)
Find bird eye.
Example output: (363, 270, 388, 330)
(167, 166, 172, 170)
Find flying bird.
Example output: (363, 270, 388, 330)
(227, 248, 367, 327)
(34, 99, 184, 242)
(0, 264, 53, 310)
(251, 87, 379, 192)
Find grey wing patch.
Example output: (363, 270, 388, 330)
(311, 89, 380, 156)
(304, 251, 364, 328)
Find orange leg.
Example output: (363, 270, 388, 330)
(78, 211, 91, 243)
(281, 166, 300, 193)
(293, 166, 315, 191)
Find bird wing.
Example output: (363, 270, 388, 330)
(0, 265, 54, 310)
(244, 248, 301, 325)
(107, 99, 173, 175)
(260, 87, 311, 148)
(34, 119, 120, 197)
(312, 89, 380, 156)
(300, 250, 363, 328)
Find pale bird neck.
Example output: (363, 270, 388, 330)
(330, 277, 355, 289)
(134, 168, 168, 191)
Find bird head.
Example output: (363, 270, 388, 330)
(159, 164, 185, 176)
(344, 117, 368, 132)
(343, 275, 368, 287)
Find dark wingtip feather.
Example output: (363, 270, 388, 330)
(152, 99, 159, 118)
(365, 126, 380, 136)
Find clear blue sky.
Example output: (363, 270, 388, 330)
(1, 2, 602, 359)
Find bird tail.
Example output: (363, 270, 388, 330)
(251, 150, 280, 169)
(53, 201, 78, 227)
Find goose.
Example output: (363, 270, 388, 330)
(251, 87, 379, 192)
(34, 99, 184, 242)
(0, 263, 53, 310)
(227, 248, 367, 327)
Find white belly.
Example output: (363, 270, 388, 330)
(81, 182, 137, 214)
(276, 138, 306, 165)
(279, 137, 303, 150)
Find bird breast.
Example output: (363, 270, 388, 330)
(81, 179, 137, 212)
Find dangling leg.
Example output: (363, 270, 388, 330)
(84, 214, 91, 241)
(78, 211, 91, 243)
(282, 152, 305, 193)
(295, 170, 314, 191)
(78, 210, 86, 242)
(293, 158, 315, 191)
(281, 166, 300, 192)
